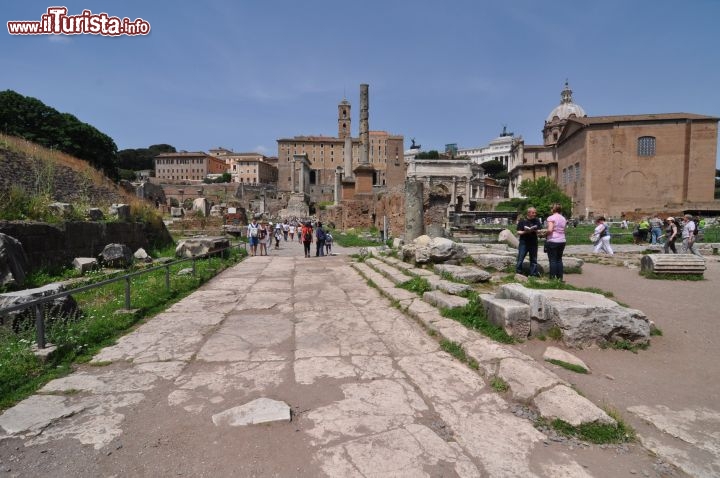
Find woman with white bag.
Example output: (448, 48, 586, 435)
(593, 217, 614, 255)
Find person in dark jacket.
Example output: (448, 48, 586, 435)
(515, 207, 542, 276)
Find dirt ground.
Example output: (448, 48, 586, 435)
(515, 252, 720, 475)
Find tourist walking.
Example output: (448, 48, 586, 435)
(662, 217, 678, 254)
(325, 231, 333, 255)
(638, 217, 650, 243)
(289, 222, 296, 241)
(544, 203, 567, 281)
(681, 214, 700, 256)
(649, 214, 663, 245)
(274, 227, 282, 249)
(315, 222, 326, 257)
(283, 220, 289, 241)
(300, 221, 313, 258)
(515, 207, 541, 276)
(258, 221, 269, 256)
(247, 218, 260, 257)
(593, 216, 614, 255)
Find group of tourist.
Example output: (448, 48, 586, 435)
(515, 203, 568, 281)
(246, 218, 333, 257)
(515, 208, 705, 279)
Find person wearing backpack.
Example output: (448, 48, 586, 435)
(246, 218, 260, 256)
(300, 221, 313, 258)
(315, 222, 326, 257)
(681, 214, 700, 256)
(593, 217, 614, 255)
(325, 231, 333, 255)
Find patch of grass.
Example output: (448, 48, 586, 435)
(468, 358, 479, 370)
(0, 249, 245, 410)
(440, 339, 467, 362)
(351, 254, 368, 262)
(398, 277, 432, 296)
(461, 256, 475, 265)
(640, 271, 705, 281)
(546, 359, 589, 374)
(548, 408, 636, 444)
(650, 327, 663, 336)
(441, 292, 515, 344)
(547, 327, 563, 341)
(333, 231, 379, 248)
(366, 279, 377, 288)
(603, 340, 649, 354)
(490, 376, 509, 392)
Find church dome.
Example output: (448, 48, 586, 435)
(546, 81, 586, 122)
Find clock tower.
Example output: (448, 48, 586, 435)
(338, 99, 351, 139)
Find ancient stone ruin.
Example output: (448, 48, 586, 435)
(480, 283, 651, 347)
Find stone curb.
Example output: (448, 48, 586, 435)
(353, 254, 615, 428)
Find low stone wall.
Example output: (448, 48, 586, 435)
(0, 220, 173, 271)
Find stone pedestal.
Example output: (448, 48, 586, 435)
(353, 164, 374, 196)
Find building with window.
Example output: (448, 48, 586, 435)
(508, 82, 719, 218)
(457, 126, 517, 168)
(276, 98, 404, 201)
(154, 152, 227, 182)
(209, 148, 278, 185)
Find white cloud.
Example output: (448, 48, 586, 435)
(254, 145, 269, 154)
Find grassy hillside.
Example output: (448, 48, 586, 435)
(0, 133, 136, 221)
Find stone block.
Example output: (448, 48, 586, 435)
(433, 264, 491, 283)
(423, 290, 469, 310)
(48, 202, 73, 217)
(498, 229, 519, 248)
(533, 385, 614, 426)
(87, 208, 105, 221)
(471, 253, 515, 270)
(134, 248, 153, 263)
(0, 233, 29, 287)
(73, 257, 98, 274)
(110, 203, 131, 221)
(175, 237, 230, 258)
(426, 276, 470, 295)
(640, 254, 706, 275)
(99, 243, 134, 268)
(171, 207, 184, 217)
(543, 346, 590, 372)
(541, 289, 650, 348)
(479, 294, 531, 339)
(497, 358, 564, 402)
(0, 283, 80, 330)
(212, 398, 290, 426)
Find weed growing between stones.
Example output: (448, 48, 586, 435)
(545, 408, 636, 444)
(547, 327, 563, 341)
(0, 248, 246, 410)
(440, 339, 467, 362)
(602, 340, 649, 354)
(525, 277, 617, 298)
(650, 327, 663, 336)
(546, 359, 589, 374)
(351, 254, 368, 262)
(441, 292, 514, 344)
(490, 376, 509, 392)
(398, 277, 432, 296)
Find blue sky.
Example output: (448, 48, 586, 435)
(2, 1, 719, 166)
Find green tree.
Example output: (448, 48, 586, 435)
(480, 159, 507, 178)
(517, 177, 572, 218)
(0, 90, 119, 179)
(415, 150, 440, 159)
(118, 144, 176, 171)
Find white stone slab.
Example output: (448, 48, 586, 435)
(212, 397, 290, 427)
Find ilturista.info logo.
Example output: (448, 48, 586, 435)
(7, 7, 151, 36)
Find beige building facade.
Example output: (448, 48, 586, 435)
(508, 82, 719, 218)
(154, 152, 227, 182)
(209, 149, 278, 185)
(277, 98, 405, 201)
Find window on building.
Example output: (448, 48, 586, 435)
(575, 163, 581, 181)
(562, 168, 567, 184)
(567, 165, 574, 184)
(638, 136, 656, 156)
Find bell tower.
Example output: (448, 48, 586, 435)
(338, 99, 351, 139)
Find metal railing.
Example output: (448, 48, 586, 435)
(0, 244, 246, 349)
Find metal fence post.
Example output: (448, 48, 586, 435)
(125, 276, 131, 309)
(192, 258, 196, 276)
(165, 265, 170, 290)
(34, 304, 46, 349)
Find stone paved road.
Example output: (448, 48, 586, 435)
(0, 241, 670, 477)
